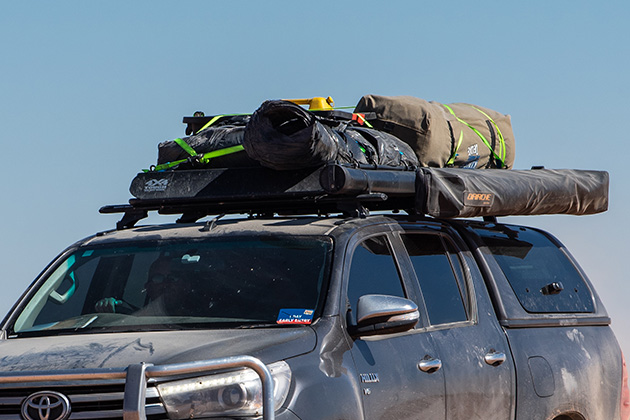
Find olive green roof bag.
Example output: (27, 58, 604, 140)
(354, 95, 515, 169)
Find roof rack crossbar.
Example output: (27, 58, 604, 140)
(100, 190, 397, 227)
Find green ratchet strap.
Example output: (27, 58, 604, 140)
(146, 144, 245, 172)
(174, 137, 197, 157)
(144, 106, 376, 172)
(197, 145, 245, 163)
(144, 114, 247, 172)
(197, 113, 256, 134)
(446, 130, 464, 166)
(196, 115, 226, 134)
(443, 104, 506, 168)
(470, 106, 507, 164)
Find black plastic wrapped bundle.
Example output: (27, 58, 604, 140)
(242, 100, 418, 170)
(157, 115, 258, 169)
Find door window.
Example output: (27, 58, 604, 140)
(346, 235, 406, 325)
(400, 234, 468, 325)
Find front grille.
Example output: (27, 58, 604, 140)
(0, 382, 167, 420)
(0, 355, 275, 420)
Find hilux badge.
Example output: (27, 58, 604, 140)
(360, 373, 380, 383)
(21, 391, 71, 420)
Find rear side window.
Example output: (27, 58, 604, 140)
(472, 225, 594, 313)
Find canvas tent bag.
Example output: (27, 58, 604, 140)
(354, 95, 516, 169)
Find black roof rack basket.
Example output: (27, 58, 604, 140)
(101, 164, 609, 230)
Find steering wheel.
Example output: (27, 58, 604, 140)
(94, 297, 139, 314)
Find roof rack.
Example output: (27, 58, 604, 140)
(100, 164, 419, 230)
(101, 163, 609, 230)
(101, 112, 611, 232)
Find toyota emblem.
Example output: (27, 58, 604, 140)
(21, 391, 71, 420)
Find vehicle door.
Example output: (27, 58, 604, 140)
(393, 227, 515, 420)
(344, 229, 446, 420)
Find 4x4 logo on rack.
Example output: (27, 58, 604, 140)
(144, 179, 169, 193)
(21, 391, 71, 420)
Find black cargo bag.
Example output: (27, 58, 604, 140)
(354, 95, 515, 169)
(416, 168, 609, 218)
(157, 115, 258, 170)
(242, 100, 419, 170)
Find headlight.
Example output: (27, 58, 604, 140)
(157, 360, 291, 418)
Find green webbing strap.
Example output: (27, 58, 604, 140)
(174, 137, 198, 157)
(442, 104, 506, 167)
(199, 145, 245, 163)
(197, 113, 256, 134)
(144, 106, 377, 172)
(446, 130, 464, 166)
(470, 106, 507, 163)
(147, 145, 245, 172)
(196, 115, 225, 134)
(144, 114, 249, 172)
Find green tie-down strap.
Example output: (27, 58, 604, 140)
(443, 104, 507, 168)
(470, 105, 507, 164)
(446, 130, 464, 166)
(144, 114, 247, 172)
(197, 144, 245, 163)
(174, 137, 198, 157)
(144, 106, 371, 172)
(145, 141, 245, 172)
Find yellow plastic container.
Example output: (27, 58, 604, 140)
(285, 96, 334, 110)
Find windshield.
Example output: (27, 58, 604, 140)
(12, 235, 333, 336)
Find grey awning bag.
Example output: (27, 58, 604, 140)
(416, 168, 609, 218)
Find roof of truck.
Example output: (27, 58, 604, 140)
(84, 215, 371, 246)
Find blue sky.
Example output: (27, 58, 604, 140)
(1, 1, 629, 351)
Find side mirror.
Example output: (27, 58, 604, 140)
(350, 294, 419, 337)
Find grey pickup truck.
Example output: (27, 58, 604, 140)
(0, 159, 628, 420)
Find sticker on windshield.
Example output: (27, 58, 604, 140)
(277, 309, 314, 325)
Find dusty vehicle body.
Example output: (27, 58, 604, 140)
(0, 103, 626, 420)
(0, 212, 624, 420)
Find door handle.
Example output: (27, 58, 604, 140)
(418, 357, 442, 373)
(484, 350, 506, 367)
